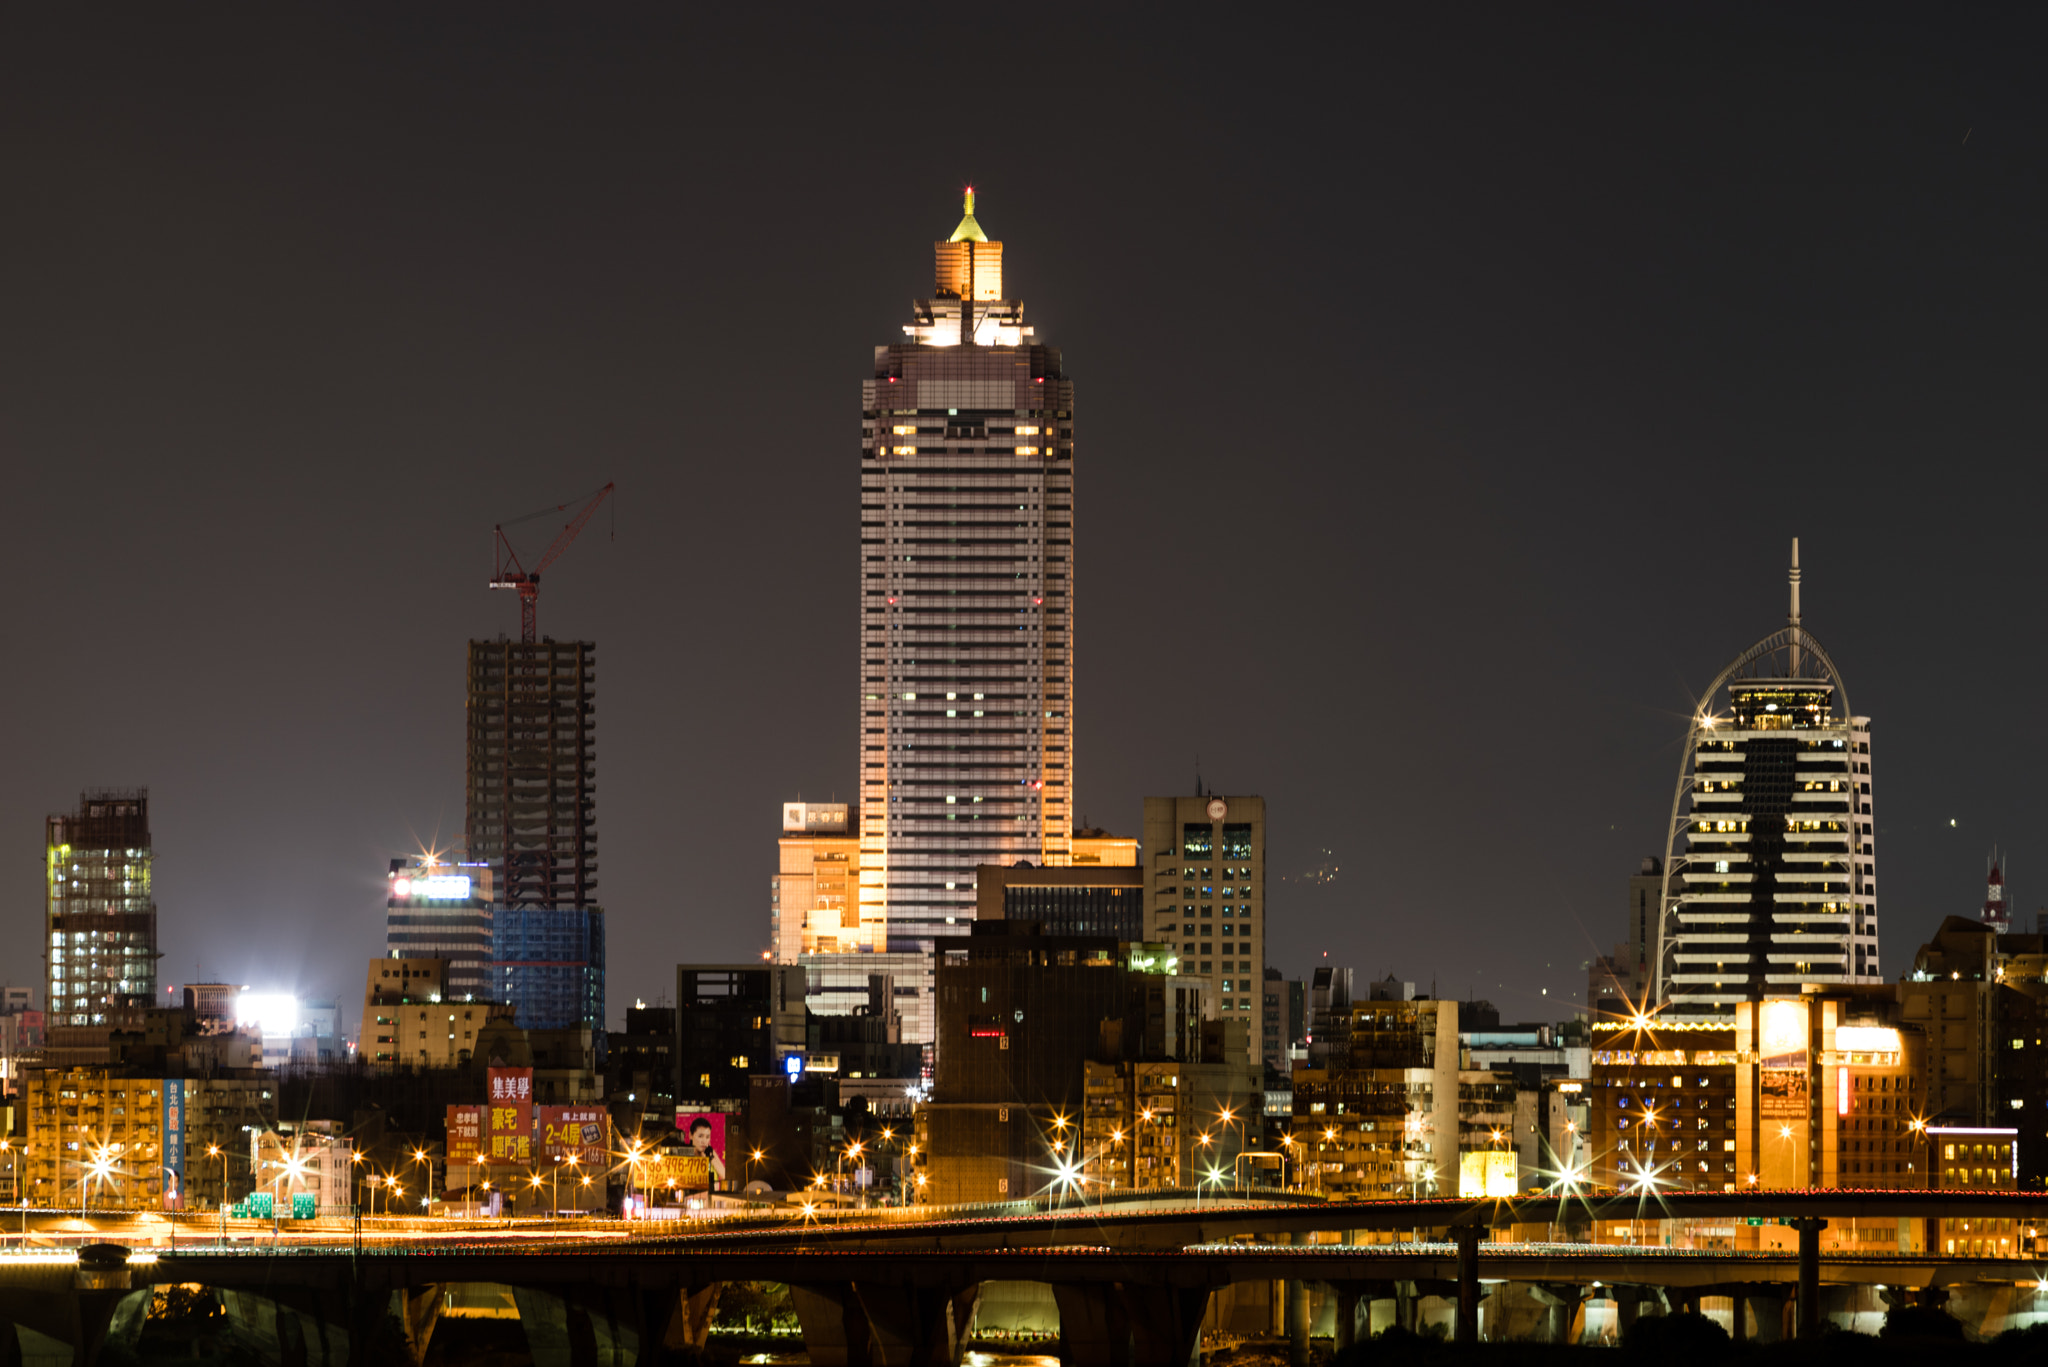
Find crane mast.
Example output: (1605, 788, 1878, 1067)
(489, 482, 615, 642)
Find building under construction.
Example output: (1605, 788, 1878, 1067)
(465, 638, 604, 1032)
(45, 789, 160, 1028)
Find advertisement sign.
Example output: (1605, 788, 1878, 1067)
(1758, 1000, 1809, 1118)
(537, 1106, 609, 1164)
(1458, 1150, 1518, 1199)
(669, 1112, 729, 1192)
(445, 1105, 483, 1164)
(162, 1079, 185, 1209)
(486, 1068, 533, 1163)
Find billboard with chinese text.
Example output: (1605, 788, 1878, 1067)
(446, 1105, 482, 1164)
(162, 1079, 185, 1210)
(487, 1067, 533, 1163)
(537, 1105, 609, 1164)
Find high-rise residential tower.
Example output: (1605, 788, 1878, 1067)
(466, 638, 605, 1031)
(45, 789, 159, 1027)
(1653, 542, 1880, 1013)
(859, 191, 1075, 957)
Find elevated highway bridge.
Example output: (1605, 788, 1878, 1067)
(0, 1189, 2042, 1365)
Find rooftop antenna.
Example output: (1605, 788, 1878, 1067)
(1788, 537, 1803, 677)
(1195, 755, 1204, 798)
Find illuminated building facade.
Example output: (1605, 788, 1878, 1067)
(362, 957, 513, 1069)
(1290, 998, 1460, 1200)
(859, 190, 1075, 966)
(1900, 916, 2048, 1189)
(1143, 794, 1265, 1060)
(45, 790, 158, 1028)
(1589, 992, 1923, 1205)
(384, 855, 495, 1000)
(1655, 543, 1880, 1011)
(772, 802, 866, 961)
(24, 1067, 275, 1211)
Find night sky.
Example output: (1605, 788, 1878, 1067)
(5, 6, 2045, 1030)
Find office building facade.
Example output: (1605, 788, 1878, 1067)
(45, 790, 158, 1028)
(1144, 794, 1265, 1060)
(1656, 544, 1879, 1011)
(859, 190, 1076, 960)
(975, 862, 1144, 941)
(1261, 968, 1305, 1074)
(673, 965, 808, 1111)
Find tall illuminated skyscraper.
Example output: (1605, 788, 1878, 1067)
(45, 789, 158, 1027)
(1653, 542, 1880, 1013)
(859, 191, 1075, 957)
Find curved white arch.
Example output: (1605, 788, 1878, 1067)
(1650, 626, 1854, 1007)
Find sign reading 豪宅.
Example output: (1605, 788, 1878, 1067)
(487, 1067, 533, 1163)
(162, 1079, 185, 1209)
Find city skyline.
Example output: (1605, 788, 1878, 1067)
(4, 9, 2046, 1025)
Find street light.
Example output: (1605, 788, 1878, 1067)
(0, 1139, 20, 1240)
(411, 1148, 432, 1218)
(616, 1139, 648, 1219)
(81, 1147, 115, 1211)
(841, 1140, 866, 1209)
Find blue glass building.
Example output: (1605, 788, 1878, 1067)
(490, 905, 606, 1035)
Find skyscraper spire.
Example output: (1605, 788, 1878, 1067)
(1789, 536, 1802, 627)
(949, 186, 987, 244)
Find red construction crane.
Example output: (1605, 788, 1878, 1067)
(490, 482, 615, 642)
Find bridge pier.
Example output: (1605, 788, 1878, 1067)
(396, 1285, 443, 1366)
(1283, 1232, 1309, 1367)
(1331, 1283, 1361, 1351)
(1531, 1283, 1584, 1344)
(1393, 1279, 1418, 1334)
(509, 1285, 646, 1367)
(1786, 1217, 1827, 1337)
(1453, 1224, 1481, 1344)
(1610, 1285, 1664, 1339)
(790, 1280, 980, 1367)
(1052, 1283, 1128, 1367)
(1122, 1285, 1209, 1367)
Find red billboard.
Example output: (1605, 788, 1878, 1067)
(537, 1106, 609, 1164)
(486, 1067, 533, 1163)
(445, 1105, 482, 1164)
